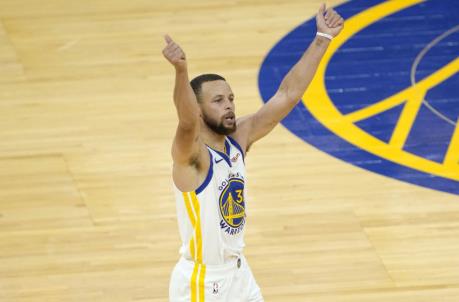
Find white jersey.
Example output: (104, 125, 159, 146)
(173, 136, 246, 265)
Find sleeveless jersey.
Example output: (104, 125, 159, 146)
(173, 136, 247, 265)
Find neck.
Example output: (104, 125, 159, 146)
(200, 121, 227, 152)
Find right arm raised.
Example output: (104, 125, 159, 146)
(162, 35, 201, 165)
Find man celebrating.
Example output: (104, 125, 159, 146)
(163, 4, 344, 301)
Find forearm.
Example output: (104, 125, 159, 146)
(173, 67, 200, 129)
(278, 35, 330, 103)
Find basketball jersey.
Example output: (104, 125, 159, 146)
(173, 136, 247, 265)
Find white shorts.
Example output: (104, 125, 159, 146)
(169, 255, 263, 302)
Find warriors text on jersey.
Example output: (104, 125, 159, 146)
(173, 136, 247, 265)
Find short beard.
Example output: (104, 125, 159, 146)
(202, 114, 236, 135)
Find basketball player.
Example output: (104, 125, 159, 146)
(163, 4, 344, 301)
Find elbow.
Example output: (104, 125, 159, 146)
(276, 87, 302, 105)
(286, 87, 305, 103)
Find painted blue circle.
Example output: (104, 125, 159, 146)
(258, 0, 459, 195)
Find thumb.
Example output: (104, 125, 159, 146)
(318, 3, 326, 16)
(164, 34, 173, 44)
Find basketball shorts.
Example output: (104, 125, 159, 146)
(169, 254, 263, 302)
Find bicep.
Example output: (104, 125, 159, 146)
(171, 123, 202, 165)
(245, 90, 294, 145)
(172, 127, 210, 192)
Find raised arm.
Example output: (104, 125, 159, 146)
(162, 35, 202, 165)
(234, 4, 344, 151)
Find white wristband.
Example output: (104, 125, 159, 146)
(316, 32, 333, 40)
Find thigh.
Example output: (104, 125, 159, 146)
(228, 258, 264, 302)
(169, 262, 191, 302)
(170, 261, 236, 302)
(202, 271, 234, 302)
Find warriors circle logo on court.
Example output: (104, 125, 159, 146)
(219, 178, 246, 235)
(259, 0, 459, 195)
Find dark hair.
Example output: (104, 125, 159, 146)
(190, 74, 226, 102)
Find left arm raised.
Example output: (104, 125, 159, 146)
(234, 4, 344, 152)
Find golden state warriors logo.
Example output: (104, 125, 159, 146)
(259, 0, 459, 195)
(219, 178, 246, 235)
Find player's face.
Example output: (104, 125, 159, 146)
(199, 80, 236, 135)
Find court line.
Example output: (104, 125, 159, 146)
(410, 24, 459, 126)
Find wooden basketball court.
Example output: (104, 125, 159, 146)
(1, 0, 458, 301)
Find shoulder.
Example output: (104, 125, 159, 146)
(231, 114, 255, 154)
(227, 134, 247, 158)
